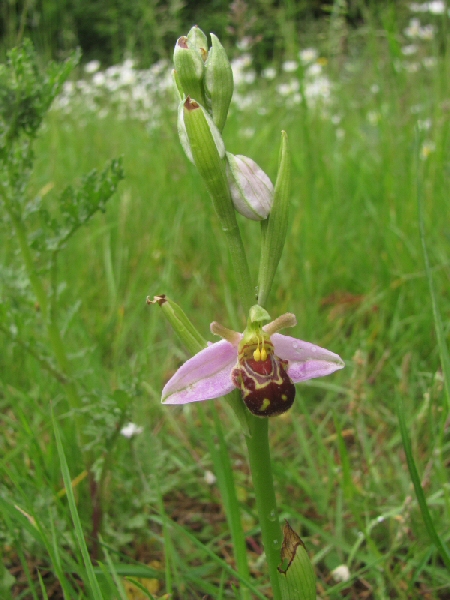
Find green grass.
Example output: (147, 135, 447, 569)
(1, 11, 450, 599)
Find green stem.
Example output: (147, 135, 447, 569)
(222, 225, 255, 312)
(245, 417, 282, 600)
(4, 199, 49, 322)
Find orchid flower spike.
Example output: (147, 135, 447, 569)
(162, 305, 344, 417)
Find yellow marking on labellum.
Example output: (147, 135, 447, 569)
(282, 394, 288, 401)
(261, 398, 271, 411)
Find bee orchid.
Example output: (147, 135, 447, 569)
(162, 305, 344, 417)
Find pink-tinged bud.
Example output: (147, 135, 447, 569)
(226, 153, 274, 220)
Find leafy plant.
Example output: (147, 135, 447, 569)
(0, 39, 125, 565)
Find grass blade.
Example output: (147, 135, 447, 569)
(51, 409, 104, 599)
(396, 396, 450, 571)
(416, 131, 450, 411)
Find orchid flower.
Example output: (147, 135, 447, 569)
(162, 305, 344, 417)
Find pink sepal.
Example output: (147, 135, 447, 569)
(162, 339, 237, 404)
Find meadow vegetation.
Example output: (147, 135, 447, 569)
(1, 2, 449, 598)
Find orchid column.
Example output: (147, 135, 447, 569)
(157, 26, 345, 599)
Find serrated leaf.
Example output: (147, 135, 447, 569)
(29, 157, 124, 253)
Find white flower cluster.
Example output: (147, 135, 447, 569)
(404, 18, 435, 39)
(409, 1, 449, 14)
(53, 57, 175, 129)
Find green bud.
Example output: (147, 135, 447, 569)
(147, 294, 205, 355)
(173, 36, 206, 105)
(226, 152, 273, 220)
(183, 97, 237, 230)
(278, 521, 316, 600)
(257, 131, 291, 307)
(205, 33, 234, 132)
(187, 25, 208, 61)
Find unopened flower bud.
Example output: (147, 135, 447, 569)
(226, 153, 273, 220)
(173, 36, 206, 105)
(182, 98, 236, 231)
(178, 98, 225, 164)
(205, 33, 234, 132)
(187, 25, 208, 62)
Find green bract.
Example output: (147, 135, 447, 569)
(258, 131, 291, 306)
(278, 522, 316, 600)
(147, 294, 205, 355)
(205, 33, 234, 132)
(182, 98, 237, 230)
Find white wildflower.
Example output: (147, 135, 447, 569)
(428, 1, 445, 14)
(306, 63, 322, 77)
(84, 60, 100, 74)
(417, 118, 432, 130)
(282, 60, 298, 72)
(422, 56, 437, 68)
(92, 71, 106, 86)
(299, 48, 319, 64)
(402, 44, 419, 55)
(120, 423, 144, 438)
(204, 470, 217, 485)
(331, 564, 351, 582)
(262, 67, 276, 79)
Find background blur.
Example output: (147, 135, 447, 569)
(0, 0, 420, 67)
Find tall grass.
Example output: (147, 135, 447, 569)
(1, 5, 450, 598)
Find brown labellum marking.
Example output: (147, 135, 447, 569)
(232, 343, 295, 417)
(278, 520, 306, 574)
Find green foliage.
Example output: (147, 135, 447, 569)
(0, 41, 128, 595)
(31, 159, 124, 253)
(0, 41, 78, 142)
(1, 1, 405, 68)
